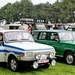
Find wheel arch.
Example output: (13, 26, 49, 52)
(8, 54, 17, 63)
(64, 49, 74, 57)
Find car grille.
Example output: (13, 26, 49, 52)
(35, 51, 50, 55)
(26, 51, 50, 58)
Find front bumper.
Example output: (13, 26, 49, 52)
(19, 58, 56, 69)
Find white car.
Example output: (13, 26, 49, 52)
(0, 30, 56, 71)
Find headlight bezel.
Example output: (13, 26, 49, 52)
(35, 53, 41, 60)
(49, 52, 55, 58)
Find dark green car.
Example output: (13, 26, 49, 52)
(32, 30, 75, 65)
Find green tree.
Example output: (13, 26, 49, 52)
(59, 0, 75, 23)
(0, 0, 75, 23)
(20, 0, 34, 18)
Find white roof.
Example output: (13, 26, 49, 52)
(5, 24, 21, 26)
(0, 30, 28, 33)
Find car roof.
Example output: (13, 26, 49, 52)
(5, 24, 21, 26)
(0, 30, 28, 33)
(32, 30, 74, 33)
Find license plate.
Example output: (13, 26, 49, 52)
(38, 59, 49, 64)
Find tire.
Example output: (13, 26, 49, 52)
(9, 57, 19, 71)
(64, 52, 75, 65)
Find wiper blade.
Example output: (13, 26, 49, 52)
(21, 39, 33, 42)
(21, 39, 29, 40)
(9, 39, 18, 41)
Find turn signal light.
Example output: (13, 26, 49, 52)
(20, 54, 24, 57)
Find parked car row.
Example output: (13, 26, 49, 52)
(32, 30, 75, 65)
(1, 23, 75, 71)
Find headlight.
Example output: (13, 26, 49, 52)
(49, 52, 55, 58)
(35, 54, 41, 60)
(26, 52, 33, 57)
(33, 61, 38, 69)
(51, 60, 56, 66)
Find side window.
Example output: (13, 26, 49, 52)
(39, 32, 47, 40)
(32, 32, 39, 40)
(50, 32, 59, 41)
(50, 33, 54, 40)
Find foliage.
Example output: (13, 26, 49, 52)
(0, 0, 75, 23)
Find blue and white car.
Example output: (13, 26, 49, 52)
(0, 30, 56, 71)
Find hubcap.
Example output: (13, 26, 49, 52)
(10, 59, 17, 70)
(66, 55, 73, 64)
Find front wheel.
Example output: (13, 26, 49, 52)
(64, 52, 75, 65)
(9, 57, 19, 71)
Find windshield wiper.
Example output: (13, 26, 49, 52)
(21, 39, 29, 40)
(21, 39, 33, 42)
(9, 39, 18, 41)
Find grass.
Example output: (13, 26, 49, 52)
(0, 61, 75, 75)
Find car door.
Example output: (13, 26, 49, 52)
(46, 32, 63, 56)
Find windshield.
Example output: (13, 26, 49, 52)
(59, 32, 75, 40)
(4, 31, 34, 43)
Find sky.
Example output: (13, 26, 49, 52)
(0, 0, 56, 8)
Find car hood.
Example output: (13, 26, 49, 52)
(5, 42, 54, 51)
